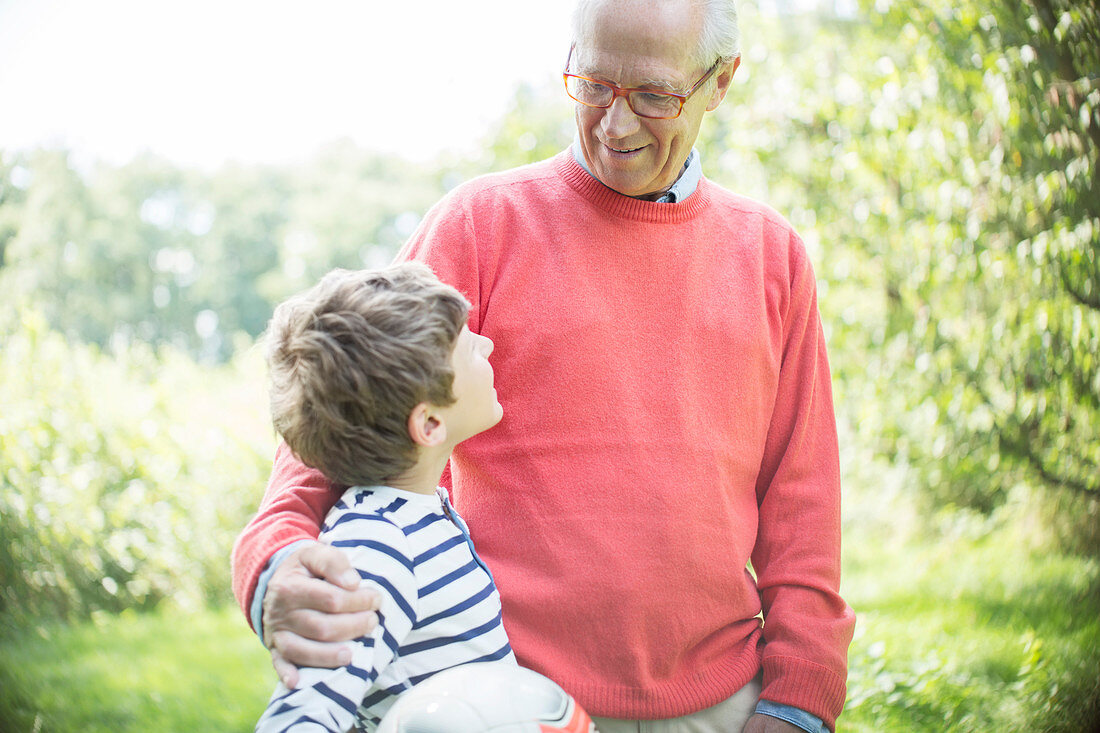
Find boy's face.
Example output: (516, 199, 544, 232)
(439, 326, 503, 444)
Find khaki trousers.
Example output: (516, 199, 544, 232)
(591, 673, 763, 733)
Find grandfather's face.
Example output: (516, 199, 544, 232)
(572, 0, 737, 198)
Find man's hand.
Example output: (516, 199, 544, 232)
(263, 542, 380, 688)
(743, 714, 808, 733)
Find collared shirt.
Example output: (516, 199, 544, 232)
(571, 136, 703, 203)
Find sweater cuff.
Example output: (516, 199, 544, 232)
(761, 655, 847, 731)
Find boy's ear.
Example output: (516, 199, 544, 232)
(408, 402, 447, 448)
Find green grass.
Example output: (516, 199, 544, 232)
(839, 505, 1100, 732)
(1, 507, 1097, 732)
(0, 605, 274, 732)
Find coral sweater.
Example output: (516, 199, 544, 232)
(232, 151, 854, 728)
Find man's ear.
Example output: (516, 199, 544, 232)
(706, 56, 741, 112)
(408, 402, 448, 448)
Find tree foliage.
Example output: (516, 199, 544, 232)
(2, 0, 1097, 628)
(0, 143, 445, 362)
(876, 0, 1099, 507)
(693, 0, 1098, 521)
(0, 307, 272, 624)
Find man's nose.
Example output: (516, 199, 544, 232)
(601, 95, 641, 138)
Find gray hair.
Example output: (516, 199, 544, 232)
(571, 0, 741, 71)
(696, 0, 741, 64)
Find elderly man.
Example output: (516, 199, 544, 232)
(232, 0, 855, 730)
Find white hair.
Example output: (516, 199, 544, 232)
(570, 0, 741, 70)
(696, 0, 741, 64)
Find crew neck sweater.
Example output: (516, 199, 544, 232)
(232, 150, 854, 728)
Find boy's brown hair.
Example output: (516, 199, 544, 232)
(265, 262, 469, 487)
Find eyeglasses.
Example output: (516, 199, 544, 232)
(562, 45, 722, 120)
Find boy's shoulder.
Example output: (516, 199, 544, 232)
(321, 486, 450, 542)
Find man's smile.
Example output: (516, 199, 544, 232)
(604, 142, 647, 155)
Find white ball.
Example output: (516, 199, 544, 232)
(377, 661, 597, 733)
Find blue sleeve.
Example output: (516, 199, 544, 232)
(754, 699, 828, 733)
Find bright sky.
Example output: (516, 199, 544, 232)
(0, 0, 577, 168)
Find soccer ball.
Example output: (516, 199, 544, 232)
(377, 661, 598, 732)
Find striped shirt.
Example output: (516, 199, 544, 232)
(255, 485, 514, 732)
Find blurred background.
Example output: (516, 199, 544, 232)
(0, 0, 1097, 730)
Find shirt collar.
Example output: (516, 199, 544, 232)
(570, 136, 703, 203)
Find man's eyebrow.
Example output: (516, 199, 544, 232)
(576, 65, 683, 93)
(637, 78, 682, 93)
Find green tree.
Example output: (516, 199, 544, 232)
(696, 0, 1098, 528)
(0, 308, 273, 623)
(0, 144, 446, 362)
(859, 0, 1099, 513)
(476, 82, 575, 173)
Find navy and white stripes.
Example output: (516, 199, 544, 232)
(255, 485, 514, 732)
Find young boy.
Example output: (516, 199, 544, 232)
(254, 262, 513, 732)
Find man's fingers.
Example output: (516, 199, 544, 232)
(271, 608, 379, 644)
(268, 572, 380, 617)
(261, 541, 381, 683)
(297, 542, 364, 591)
(270, 629, 356, 671)
(322, 609, 378, 642)
(271, 647, 300, 689)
